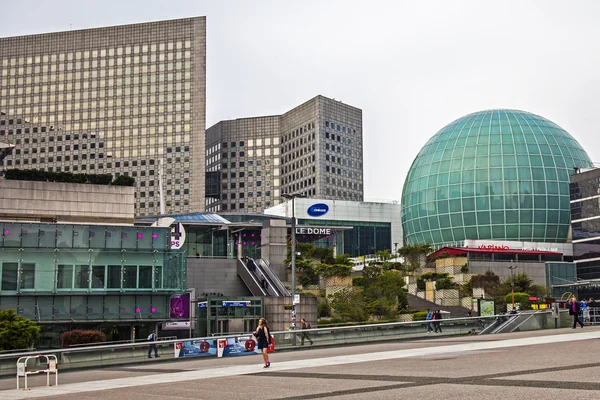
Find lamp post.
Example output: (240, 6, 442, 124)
(508, 261, 518, 311)
(282, 192, 306, 345)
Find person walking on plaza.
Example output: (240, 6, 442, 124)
(434, 310, 443, 333)
(426, 309, 433, 333)
(580, 298, 590, 322)
(569, 296, 584, 329)
(147, 329, 159, 358)
(300, 318, 314, 345)
(253, 317, 271, 368)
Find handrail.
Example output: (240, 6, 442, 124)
(0, 314, 522, 361)
(237, 258, 267, 296)
(257, 258, 290, 296)
(512, 310, 545, 331)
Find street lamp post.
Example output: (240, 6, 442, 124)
(508, 261, 518, 311)
(282, 192, 306, 345)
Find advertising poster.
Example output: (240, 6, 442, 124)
(174, 339, 217, 358)
(175, 335, 275, 358)
(478, 299, 496, 317)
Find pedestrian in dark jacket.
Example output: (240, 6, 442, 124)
(434, 310, 443, 333)
(569, 296, 584, 329)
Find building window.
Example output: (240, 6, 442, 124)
(57, 265, 74, 289)
(20, 264, 36, 289)
(1, 262, 18, 291)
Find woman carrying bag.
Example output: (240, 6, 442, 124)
(253, 317, 271, 368)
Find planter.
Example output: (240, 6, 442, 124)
(326, 276, 353, 287)
(435, 257, 468, 268)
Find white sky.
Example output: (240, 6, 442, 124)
(1, 0, 599, 201)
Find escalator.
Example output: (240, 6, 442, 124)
(237, 258, 290, 297)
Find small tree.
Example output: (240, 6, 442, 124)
(0, 309, 40, 351)
(398, 243, 433, 274)
(330, 288, 368, 322)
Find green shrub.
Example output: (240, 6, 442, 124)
(318, 297, 332, 318)
(460, 263, 469, 273)
(505, 292, 531, 309)
(61, 329, 107, 348)
(111, 175, 136, 186)
(435, 277, 456, 290)
(412, 311, 429, 321)
(3, 169, 126, 186)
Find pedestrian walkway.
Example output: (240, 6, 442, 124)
(2, 327, 600, 399)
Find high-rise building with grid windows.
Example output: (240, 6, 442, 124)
(0, 17, 206, 216)
(205, 95, 363, 213)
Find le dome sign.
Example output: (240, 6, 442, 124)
(307, 203, 329, 217)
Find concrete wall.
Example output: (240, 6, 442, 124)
(0, 179, 134, 224)
(187, 257, 252, 297)
(260, 219, 288, 281)
(468, 261, 547, 286)
(264, 296, 318, 332)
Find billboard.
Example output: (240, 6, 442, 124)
(174, 335, 275, 358)
(170, 293, 191, 319)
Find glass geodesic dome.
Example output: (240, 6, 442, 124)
(401, 109, 593, 248)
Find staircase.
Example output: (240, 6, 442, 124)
(407, 294, 470, 317)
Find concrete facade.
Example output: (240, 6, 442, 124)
(0, 178, 134, 224)
(260, 218, 288, 281)
(0, 17, 207, 217)
(264, 295, 317, 332)
(187, 257, 251, 297)
(205, 95, 363, 213)
(468, 260, 547, 286)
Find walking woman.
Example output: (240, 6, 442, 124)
(253, 317, 271, 368)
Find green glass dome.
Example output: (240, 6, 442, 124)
(401, 109, 593, 248)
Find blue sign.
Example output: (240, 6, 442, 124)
(222, 301, 251, 307)
(307, 203, 329, 217)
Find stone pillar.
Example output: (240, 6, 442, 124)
(261, 219, 288, 281)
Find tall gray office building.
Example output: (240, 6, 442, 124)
(0, 17, 206, 216)
(205, 95, 363, 212)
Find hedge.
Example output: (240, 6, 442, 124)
(2, 169, 134, 187)
(61, 329, 107, 348)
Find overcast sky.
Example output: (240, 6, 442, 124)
(2, 0, 599, 201)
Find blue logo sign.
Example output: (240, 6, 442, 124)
(307, 203, 329, 217)
(222, 301, 251, 307)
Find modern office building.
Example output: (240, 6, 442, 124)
(265, 198, 401, 257)
(0, 136, 14, 163)
(205, 95, 364, 213)
(569, 168, 600, 298)
(401, 109, 593, 249)
(0, 177, 186, 347)
(0, 17, 207, 216)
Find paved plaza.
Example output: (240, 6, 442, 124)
(1, 327, 600, 399)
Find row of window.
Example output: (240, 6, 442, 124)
(324, 120, 356, 134)
(0, 263, 170, 291)
(281, 122, 315, 143)
(1, 41, 192, 66)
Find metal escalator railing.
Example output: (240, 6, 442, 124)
(237, 258, 267, 296)
(257, 258, 290, 296)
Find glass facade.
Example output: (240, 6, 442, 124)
(0, 222, 186, 322)
(297, 219, 391, 257)
(571, 169, 600, 286)
(402, 109, 593, 248)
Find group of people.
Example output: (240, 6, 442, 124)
(425, 309, 443, 333)
(567, 296, 595, 329)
